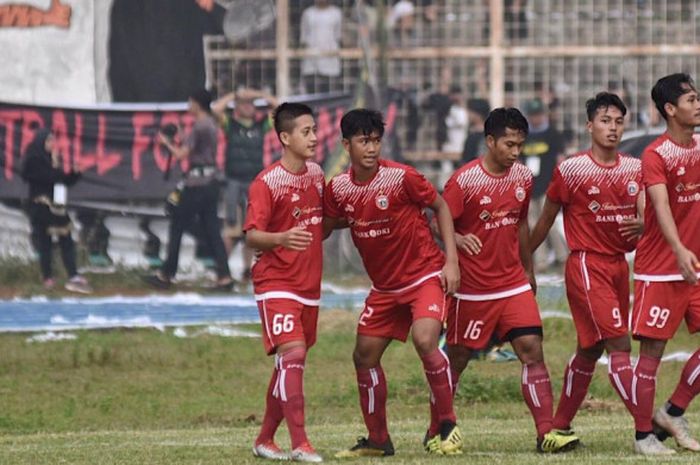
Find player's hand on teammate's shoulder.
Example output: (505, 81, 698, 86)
(456, 233, 482, 256)
(674, 245, 700, 285)
(280, 226, 313, 251)
(618, 216, 644, 241)
(440, 260, 460, 295)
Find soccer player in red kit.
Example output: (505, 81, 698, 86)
(245, 103, 325, 463)
(530, 92, 644, 445)
(326, 109, 462, 457)
(630, 73, 700, 455)
(441, 108, 579, 453)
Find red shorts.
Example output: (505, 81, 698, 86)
(446, 289, 542, 350)
(565, 252, 630, 349)
(258, 298, 319, 355)
(631, 280, 700, 341)
(357, 277, 446, 342)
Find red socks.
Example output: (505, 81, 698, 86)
(669, 348, 700, 411)
(422, 350, 457, 425)
(256, 355, 285, 444)
(428, 367, 460, 437)
(632, 354, 661, 432)
(522, 362, 554, 438)
(553, 354, 596, 430)
(278, 347, 309, 449)
(607, 351, 637, 418)
(357, 365, 389, 444)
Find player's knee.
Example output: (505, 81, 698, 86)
(412, 332, 438, 356)
(639, 337, 666, 359)
(353, 345, 379, 369)
(578, 342, 605, 360)
(512, 337, 544, 365)
(603, 335, 631, 354)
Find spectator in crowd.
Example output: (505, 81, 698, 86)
(21, 129, 92, 294)
(505, 0, 528, 40)
(521, 98, 567, 271)
(461, 98, 491, 163)
(442, 85, 468, 154)
(143, 89, 234, 290)
(300, 0, 343, 94)
(212, 88, 278, 281)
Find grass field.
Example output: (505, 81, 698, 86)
(0, 310, 699, 464)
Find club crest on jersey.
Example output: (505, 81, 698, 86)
(515, 186, 526, 202)
(291, 193, 300, 202)
(676, 183, 685, 193)
(479, 210, 491, 221)
(678, 166, 686, 176)
(375, 194, 389, 210)
(316, 182, 324, 196)
(588, 201, 601, 213)
(480, 195, 492, 205)
(587, 186, 600, 195)
(292, 207, 301, 219)
(344, 204, 355, 213)
(627, 181, 639, 196)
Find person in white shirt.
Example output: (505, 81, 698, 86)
(300, 0, 343, 93)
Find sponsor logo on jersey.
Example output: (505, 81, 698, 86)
(480, 195, 492, 205)
(676, 183, 685, 193)
(587, 185, 600, 195)
(678, 166, 686, 176)
(588, 201, 601, 213)
(344, 204, 355, 213)
(479, 210, 491, 221)
(427, 303, 440, 313)
(515, 186, 526, 202)
(292, 207, 301, 219)
(627, 181, 639, 196)
(375, 194, 389, 210)
(291, 193, 300, 202)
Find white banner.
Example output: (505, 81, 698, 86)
(0, 0, 103, 104)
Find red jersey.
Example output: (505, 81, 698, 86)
(546, 151, 641, 255)
(325, 159, 444, 292)
(443, 159, 532, 299)
(634, 133, 700, 281)
(244, 160, 325, 303)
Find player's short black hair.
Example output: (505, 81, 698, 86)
(189, 88, 212, 113)
(340, 108, 385, 139)
(273, 102, 314, 137)
(585, 92, 627, 121)
(484, 107, 529, 140)
(651, 73, 696, 120)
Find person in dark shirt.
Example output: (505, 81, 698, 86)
(521, 98, 568, 271)
(144, 88, 234, 290)
(212, 88, 278, 280)
(461, 98, 490, 163)
(21, 129, 91, 293)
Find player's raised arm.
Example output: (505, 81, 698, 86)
(647, 184, 699, 284)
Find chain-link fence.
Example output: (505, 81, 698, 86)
(207, 0, 700, 276)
